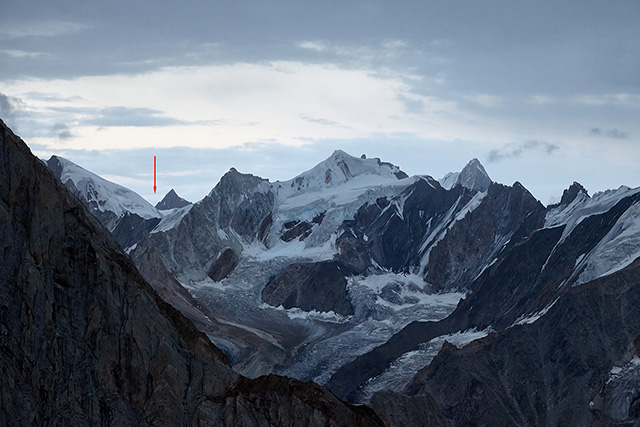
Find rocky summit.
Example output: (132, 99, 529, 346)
(0, 119, 383, 426)
(155, 188, 191, 211)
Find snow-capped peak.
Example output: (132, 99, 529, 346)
(274, 150, 408, 199)
(439, 158, 492, 192)
(47, 155, 161, 230)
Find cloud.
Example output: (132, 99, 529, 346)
(465, 93, 503, 108)
(528, 95, 556, 105)
(0, 20, 88, 38)
(300, 115, 352, 129)
(487, 140, 559, 163)
(0, 93, 15, 121)
(397, 94, 425, 114)
(574, 94, 640, 106)
(50, 123, 74, 140)
(589, 127, 629, 139)
(0, 49, 48, 58)
(3, 61, 475, 150)
(0, 92, 27, 130)
(84, 107, 186, 127)
(294, 39, 410, 66)
(297, 41, 329, 52)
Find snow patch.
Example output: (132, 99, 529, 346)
(260, 303, 350, 324)
(439, 172, 459, 190)
(512, 298, 559, 326)
(151, 204, 193, 233)
(359, 328, 491, 401)
(349, 272, 465, 310)
(607, 356, 640, 385)
(244, 232, 338, 261)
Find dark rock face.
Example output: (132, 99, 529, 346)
(216, 375, 383, 427)
(208, 248, 240, 282)
(155, 188, 190, 210)
(560, 181, 589, 205)
(339, 178, 466, 273)
(369, 390, 450, 427)
(281, 220, 314, 242)
(262, 261, 355, 315)
(424, 182, 545, 291)
(401, 258, 640, 426)
(0, 119, 384, 426)
(110, 212, 161, 250)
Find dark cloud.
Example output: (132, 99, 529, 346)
(50, 122, 74, 140)
(1, 0, 638, 100)
(589, 127, 629, 139)
(487, 140, 559, 163)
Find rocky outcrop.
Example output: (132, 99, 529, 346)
(424, 182, 545, 291)
(208, 248, 240, 282)
(216, 375, 383, 426)
(262, 261, 355, 315)
(155, 188, 190, 210)
(111, 212, 161, 250)
(369, 390, 450, 427)
(0, 119, 384, 426)
(560, 181, 589, 206)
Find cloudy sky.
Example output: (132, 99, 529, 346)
(1, 0, 638, 204)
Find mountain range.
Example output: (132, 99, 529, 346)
(3, 115, 640, 425)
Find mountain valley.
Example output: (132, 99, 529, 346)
(3, 116, 640, 425)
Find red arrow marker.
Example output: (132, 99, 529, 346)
(154, 156, 157, 193)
